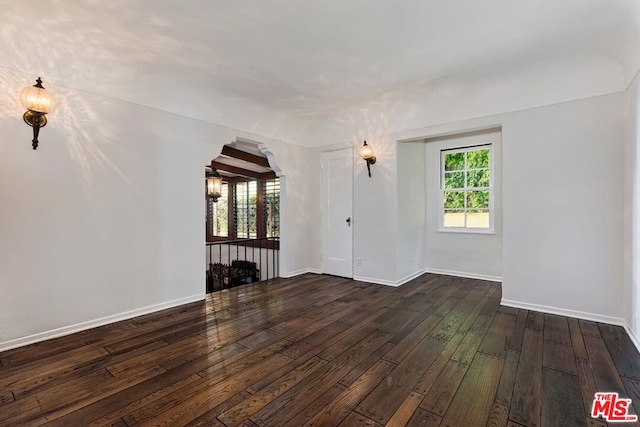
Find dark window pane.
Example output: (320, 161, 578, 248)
(234, 181, 257, 238)
(264, 178, 280, 238)
(248, 181, 257, 238)
(212, 183, 228, 237)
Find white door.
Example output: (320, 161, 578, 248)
(321, 148, 353, 278)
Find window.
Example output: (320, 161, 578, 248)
(211, 183, 228, 237)
(207, 178, 280, 241)
(234, 181, 258, 238)
(441, 145, 492, 231)
(264, 178, 280, 238)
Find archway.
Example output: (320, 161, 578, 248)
(204, 138, 285, 293)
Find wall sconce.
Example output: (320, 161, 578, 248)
(20, 77, 56, 150)
(359, 140, 376, 178)
(206, 164, 223, 202)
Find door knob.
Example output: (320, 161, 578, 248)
(346, 217, 351, 226)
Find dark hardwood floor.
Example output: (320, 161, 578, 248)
(1, 273, 639, 426)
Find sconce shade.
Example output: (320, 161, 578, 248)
(21, 78, 55, 150)
(20, 79, 56, 114)
(207, 176, 222, 197)
(360, 140, 376, 178)
(359, 141, 375, 160)
(207, 167, 223, 202)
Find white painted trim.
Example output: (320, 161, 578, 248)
(425, 268, 502, 283)
(358, 269, 498, 287)
(399, 125, 503, 144)
(624, 321, 640, 354)
(281, 268, 322, 278)
(0, 294, 205, 352)
(501, 298, 625, 326)
(353, 276, 399, 287)
(396, 269, 427, 286)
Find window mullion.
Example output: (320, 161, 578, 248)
(245, 184, 248, 237)
(246, 184, 250, 238)
(230, 182, 237, 239)
(463, 151, 468, 228)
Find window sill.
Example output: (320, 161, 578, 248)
(438, 228, 495, 235)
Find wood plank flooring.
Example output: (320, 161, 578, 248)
(1, 273, 639, 426)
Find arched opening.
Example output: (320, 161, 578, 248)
(204, 139, 283, 293)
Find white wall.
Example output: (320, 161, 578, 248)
(396, 142, 426, 283)
(499, 96, 623, 322)
(351, 93, 624, 321)
(0, 69, 318, 350)
(353, 137, 398, 285)
(624, 71, 640, 347)
(423, 130, 502, 280)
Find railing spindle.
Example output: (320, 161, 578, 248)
(206, 238, 278, 292)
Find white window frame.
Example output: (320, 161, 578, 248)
(439, 144, 494, 234)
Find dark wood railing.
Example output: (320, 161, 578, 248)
(205, 237, 279, 293)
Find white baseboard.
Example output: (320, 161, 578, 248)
(353, 270, 426, 287)
(396, 269, 427, 286)
(624, 321, 640, 353)
(425, 268, 502, 283)
(0, 294, 205, 352)
(281, 268, 321, 278)
(501, 298, 626, 326)
(355, 269, 434, 287)
(353, 275, 399, 287)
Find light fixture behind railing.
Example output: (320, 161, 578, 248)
(206, 163, 223, 202)
(359, 140, 376, 178)
(20, 77, 56, 150)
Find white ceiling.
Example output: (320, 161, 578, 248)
(1, 1, 639, 138)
